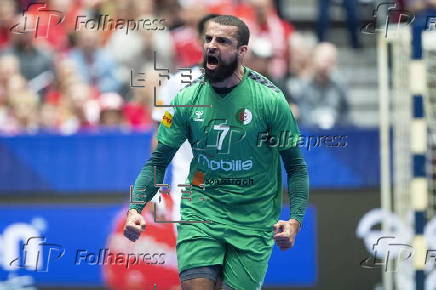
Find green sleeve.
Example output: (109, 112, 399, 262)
(129, 142, 178, 213)
(279, 146, 309, 226)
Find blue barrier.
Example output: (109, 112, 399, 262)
(265, 205, 317, 287)
(0, 128, 379, 193)
(0, 131, 153, 193)
(0, 204, 317, 287)
(297, 128, 379, 188)
(0, 205, 120, 286)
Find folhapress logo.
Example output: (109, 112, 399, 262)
(197, 154, 253, 171)
(10, 3, 64, 38)
(360, 1, 415, 38)
(1, 218, 65, 272)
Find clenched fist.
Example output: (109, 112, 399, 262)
(123, 209, 146, 242)
(273, 219, 301, 251)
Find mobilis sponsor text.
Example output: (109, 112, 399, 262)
(197, 154, 253, 171)
(75, 249, 165, 269)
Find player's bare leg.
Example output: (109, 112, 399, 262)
(181, 278, 215, 290)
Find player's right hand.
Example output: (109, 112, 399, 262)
(123, 209, 146, 242)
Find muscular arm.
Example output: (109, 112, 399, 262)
(279, 146, 309, 227)
(129, 142, 178, 213)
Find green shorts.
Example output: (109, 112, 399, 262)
(176, 221, 274, 290)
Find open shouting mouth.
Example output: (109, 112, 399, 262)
(206, 54, 220, 70)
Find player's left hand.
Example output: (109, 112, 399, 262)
(273, 219, 301, 251)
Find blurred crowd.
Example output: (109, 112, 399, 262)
(0, 0, 352, 135)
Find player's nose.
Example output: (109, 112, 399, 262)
(206, 39, 218, 50)
(207, 47, 218, 55)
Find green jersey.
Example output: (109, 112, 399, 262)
(157, 67, 300, 231)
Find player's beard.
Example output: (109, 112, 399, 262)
(203, 53, 239, 83)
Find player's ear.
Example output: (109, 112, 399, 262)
(238, 45, 248, 56)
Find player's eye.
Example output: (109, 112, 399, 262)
(205, 36, 212, 43)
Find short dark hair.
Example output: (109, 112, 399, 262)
(210, 15, 250, 47)
(197, 14, 221, 36)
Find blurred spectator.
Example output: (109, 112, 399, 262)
(0, 55, 21, 100)
(288, 32, 316, 80)
(44, 58, 84, 106)
(54, 89, 81, 134)
(123, 65, 155, 130)
(0, 0, 16, 50)
(2, 15, 55, 96)
(0, 0, 347, 135)
(246, 37, 273, 75)
(285, 32, 317, 119)
(68, 30, 121, 94)
(105, 0, 173, 98)
(99, 93, 125, 127)
(156, 0, 183, 29)
(317, 0, 362, 49)
(404, 0, 436, 12)
(7, 74, 39, 133)
(290, 43, 349, 129)
(0, 54, 38, 134)
(245, 0, 294, 81)
(40, 87, 82, 135)
(247, 36, 294, 105)
(12, 0, 80, 51)
(68, 82, 100, 130)
(39, 103, 59, 132)
(207, 0, 254, 20)
(170, 0, 207, 68)
(41, 59, 100, 134)
(43, 0, 82, 51)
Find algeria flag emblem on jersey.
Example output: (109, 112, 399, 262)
(236, 108, 252, 125)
